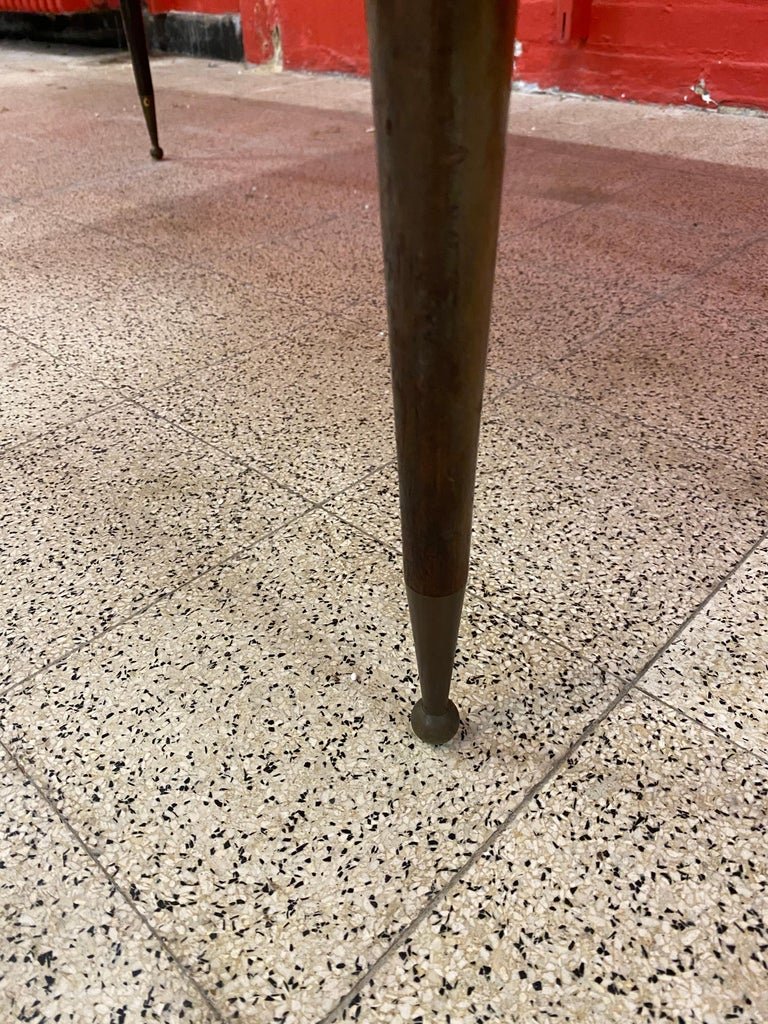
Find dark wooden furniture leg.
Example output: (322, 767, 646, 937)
(119, 0, 164, 160)
(366, 1, 517, 743)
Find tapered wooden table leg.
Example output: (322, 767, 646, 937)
(119, 0, 164, 160)
(366, 2, 517, 743)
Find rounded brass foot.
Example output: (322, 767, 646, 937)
(150, 145, 164, 161)
(410, 699, 460, 745)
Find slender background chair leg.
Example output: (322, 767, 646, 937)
(119, 0, 164, 160)
(365, 1, 517, 744)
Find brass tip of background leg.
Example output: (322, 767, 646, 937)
(410, 698, 460, 745)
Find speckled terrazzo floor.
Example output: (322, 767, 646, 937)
(1, 41, 768, 1024)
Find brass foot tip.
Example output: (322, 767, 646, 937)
(150, 146, 164, 161)
(410, 699, 460, 746)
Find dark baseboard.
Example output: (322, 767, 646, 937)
(0, 10, 243, 62)
(151, 12, 243, 62)
(0, 11, 123, 47)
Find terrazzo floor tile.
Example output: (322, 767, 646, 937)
(531, 294, 768, 463)
(524, 203, 730, 290)
(139, 317, 394, 500)
(140, 91, 371, 157)
(489, 205, 739, 378)
(0, 748, 218, 1023)
(28, 159, 378, 260)
(339, 692, 768, 1024)
(0, 82, 291, 182)
(0, 402, 309, 684)
(0, 510, 623, 1022)
(211, 73, 373, 115)
(122, 59, 320, 104)
(500, 134, 652, 202)
(332, 378, 768, 678)
(0, 222, 326, 391)
(235, 213, 385, 319)
(5, 45, 768, 1024)
(1, 92, 133, 138)
(602, 110, 768, 167)
(0, 121, 164, 200)
(688, 236, 768, 317)
(343, 148, 659, 349)
(1, 198, 88, 255)
(602, 162, 768, 237)
(0, 328, 116, 450)
(276, 141, 378, 195)
(117, 181, 378, 287)
(641, 541, 768, 760)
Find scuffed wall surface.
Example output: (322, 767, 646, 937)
(237, 0, 768, 112)
(516, 0, 768, 110)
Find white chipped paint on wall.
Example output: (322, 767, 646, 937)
(692, 78, 718, 108)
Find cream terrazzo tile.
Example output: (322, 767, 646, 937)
(219, 74, 373, 115)
(0, 75, 174, 132)
(280, 142, 378, 196)
(525, 203, 732, 290)
(332, 380, 768, 678)
(1, 200, 84, 254)
(688, 237, 768, 318)
(642, 542, 768, 760)
(0, 82, 298, 185)
(0, 223, 324, 391)
(489, 204, 738, 377)
(601, 112, 768, 168)
(139, 318, 394, 501)
(0, 147, 146, 204)
(476, 383, 767, 677)
(530, 296, 768, 464)
(0, 749, 218, 1023)
(341, 693, 768, 1024)
(0, 403, 308, 684)
(0, 329, 116, 449)
(0, 108, 174, 200)
(0, 510, 622, 1022)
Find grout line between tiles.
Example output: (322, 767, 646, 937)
(0, 455, 396, 698)
(0, 397, 132, 464)
(620, 527, 768, 691)
(320, 677, 641, 1024)
(491, 322, 768, 483)
(0, 735, 230, 1024)
(523, 225, 768, 377)
(0, 500, 320, 699)
(488, 370, 768, 479)
(120, 391, 395, 511)
(634, 684, 768, 768)
(320, 524, 768, 1023)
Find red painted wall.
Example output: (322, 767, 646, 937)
(516, 0, 768, 110)
(238, 0, 768, 112)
